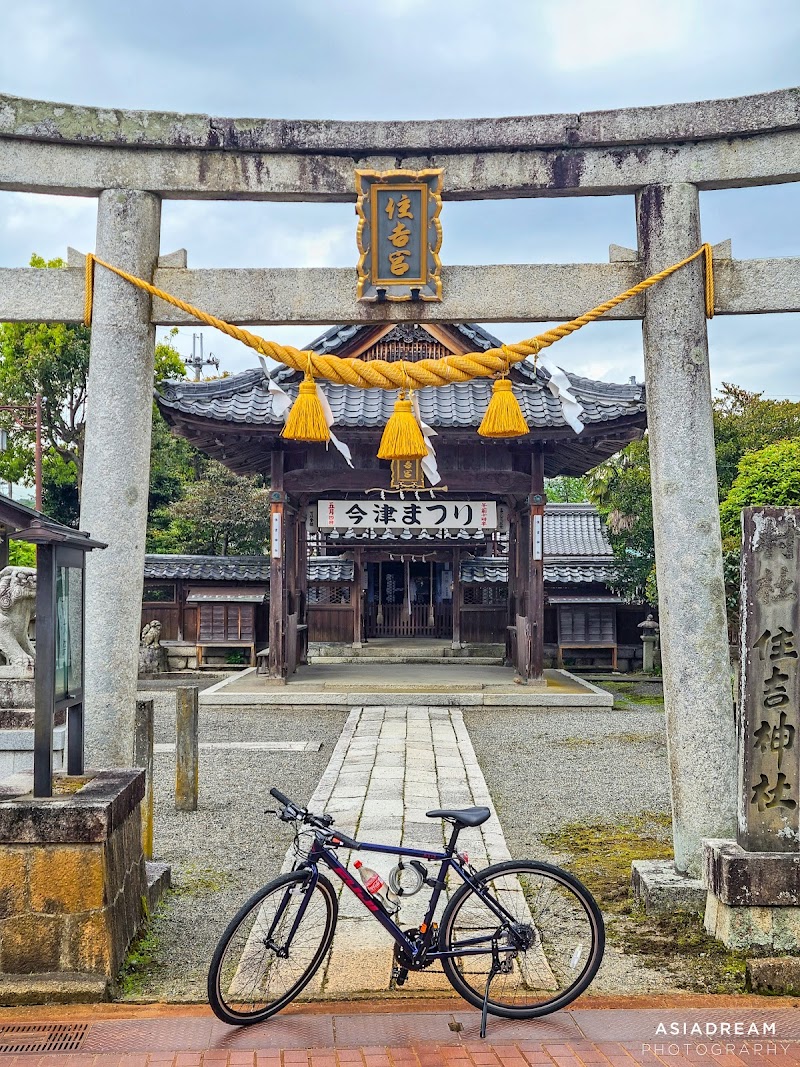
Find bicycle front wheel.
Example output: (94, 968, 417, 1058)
(208, 870, 338, 1025)
(440, 859, 604, 1019)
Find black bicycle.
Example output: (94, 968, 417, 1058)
(208, 788, 605, 1036)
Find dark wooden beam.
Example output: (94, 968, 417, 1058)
(268, 451, 287, 682)
(527, 446, 546, 682)
(284, 470, 533, 494)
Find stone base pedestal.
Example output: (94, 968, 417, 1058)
(161, 641, 198, 671)
(0, 724, 66, 778)
(703, 839, 800, 952)
(138, 644, 168, 675)
(631, 858, 706, 914)
(0, 769, 148, 1003)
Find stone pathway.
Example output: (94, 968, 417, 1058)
(286, 706, 512, 997)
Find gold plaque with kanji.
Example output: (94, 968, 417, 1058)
(391, 458, 426, 490)
(356, 169, 443, 302)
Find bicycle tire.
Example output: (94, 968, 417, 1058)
(208, 870, 338, 1025)
(439, 859, 604, 1019)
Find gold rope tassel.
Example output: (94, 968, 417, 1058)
(478, 378, 529, 438)
(281, 375, 330, 443)
(377, 393, 427, 461)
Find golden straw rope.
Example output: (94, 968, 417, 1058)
(83, 244, 714, 390)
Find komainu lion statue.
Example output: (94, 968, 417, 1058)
(0, 566, 37, 669)
(140, 620, 163, 648)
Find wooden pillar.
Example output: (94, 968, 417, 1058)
(505, 510, 518, 666)
(403, 557, 411, 621)
(376, 560, 384, 625)
(526, 446, 546, 683)
(452, 548, 462, 650)
(297, 506, 309, 665)
(352, 547, 363, 649)
(268, 451, 288, 682)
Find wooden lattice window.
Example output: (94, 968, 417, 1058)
(463, 584, 507, 606)
(308, 583, 351, 605)
(557, 605, 616, 644)
(198, 603, 255, 642)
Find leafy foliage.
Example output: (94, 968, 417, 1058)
(586, 386, 800, 609)
(0, 256, 90, 491)
(586, 438, 656, 604)
(150, 460, 270, 556)
(8, 540, 36, 567)
(713, 383, 800, 498)
(544, 476, 588, 503)
(719, 438, 800, 541)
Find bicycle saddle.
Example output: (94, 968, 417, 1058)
(426, 806, 491, 828)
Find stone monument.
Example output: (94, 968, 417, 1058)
(704, 507, 800, 953)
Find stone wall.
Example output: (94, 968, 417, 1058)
(0, 770, 146, 982)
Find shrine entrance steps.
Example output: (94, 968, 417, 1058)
(308, 638, 506, 666)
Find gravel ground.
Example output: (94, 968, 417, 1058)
(466, 705, 670, 856)
(466, 703, 675, 994)
(126, 693, 348, 1001)
(128, 690, 676, 1001)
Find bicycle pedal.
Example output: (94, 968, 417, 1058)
(391, 966, 409, 987)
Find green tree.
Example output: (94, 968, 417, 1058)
(149, 460, 270, 556)
(713, 384, 800, 497)
(719, 438, 800, 541)
(586, 437, 655, 603)
(8, 540, 36, 567)
(0, 256, 90, 497)
(545, 476, 588, 503)
(0, 254, 186, 523)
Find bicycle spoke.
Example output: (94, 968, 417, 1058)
(209, 874, 336, 1022)
(441, 862, 602, 1015)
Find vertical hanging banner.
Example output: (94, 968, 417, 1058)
(356, 169, 443, 302)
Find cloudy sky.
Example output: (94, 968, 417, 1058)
(0, 0, 798, 398)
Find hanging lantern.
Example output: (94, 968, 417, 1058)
(281, 375, 330, 443)
(377, 393, 427, 461)
(477, 378, 529, 438)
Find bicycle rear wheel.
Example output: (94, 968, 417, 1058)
(440, 859, 604, 1019)
(208, 870, 338, 1025)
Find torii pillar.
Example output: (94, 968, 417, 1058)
(637, 183, 737, 878)
(81, 190, 161, 767)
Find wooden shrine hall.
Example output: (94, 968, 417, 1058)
(156, 323, 647, 683)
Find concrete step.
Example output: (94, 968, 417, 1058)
(308, 655, 504, 666)
(309, 644, 505, 661)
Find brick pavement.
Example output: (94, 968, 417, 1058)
(0, 1005, 799, 1067)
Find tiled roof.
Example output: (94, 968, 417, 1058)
(459, 557, 618, 585)
(300, 322, 502, 358)
(157, 331, 645, 434)
(546, 563, 618, 584)
(460, 504, 616, 585)
(307, 556, 354, 581)
(144, 555, 271, 581)
(544, 504, 613, 557)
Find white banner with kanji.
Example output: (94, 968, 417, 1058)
(317, 499, 497, 531)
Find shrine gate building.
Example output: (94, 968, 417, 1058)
(157, 322, 647, 681)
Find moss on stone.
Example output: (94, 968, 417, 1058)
(542, 813, 747, 993)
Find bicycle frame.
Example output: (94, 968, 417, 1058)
(289, 831, 521, 968)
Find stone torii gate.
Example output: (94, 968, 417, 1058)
(1, 88, 800, 878)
